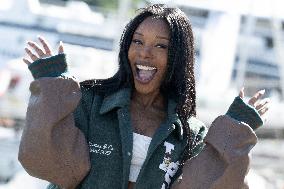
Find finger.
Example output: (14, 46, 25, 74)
(58, 41, 64, 54)
(248, 89, 265, 106)
(25, 47, 39, 61)
(255, 98, 270, 110)
(27, 41, 45, 57)
(23, 58, 31, 66)
(258, 105, 269, 116)
(239, 87, 244, 99)
(38, 36, 53, 56)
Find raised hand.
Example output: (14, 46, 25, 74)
(239, 87, 270, 118)
(23, 36, 64, 65)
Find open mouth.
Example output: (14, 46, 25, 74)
(135, 64, 157, 84)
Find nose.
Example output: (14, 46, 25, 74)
(139, 46, 152, 59)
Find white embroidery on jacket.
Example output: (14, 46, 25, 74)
(89, 142, 114, 156)
(159, 141, 180, 189)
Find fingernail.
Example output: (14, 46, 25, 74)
(259, 89, 265, 94)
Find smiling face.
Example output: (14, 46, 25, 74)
(128, 17, 170, 95)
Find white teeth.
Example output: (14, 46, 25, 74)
(136, 65, 157, 71)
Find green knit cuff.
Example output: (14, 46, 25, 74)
(28, 53, 68, 79)
(226, 96, 263, 130)
(46, 183, 60, 189)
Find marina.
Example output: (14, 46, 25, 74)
(0, 0, 283, 188)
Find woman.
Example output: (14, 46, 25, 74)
(19, 4, 269, 189)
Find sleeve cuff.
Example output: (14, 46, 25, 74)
(47, 183, 60, 189)
(28, 54, 68, 79)
(204, 115, 257, 162)
(226, 96, 263, 130)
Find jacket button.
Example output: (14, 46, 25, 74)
(127, 152, 131, 156)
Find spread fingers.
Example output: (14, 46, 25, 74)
(25, 47, 39, 61)
(38, 36, 53, 56)
(248, 89, 265, 106)
(258, 105, 269, 116)
(23, 58, 31, 66)
(27, 41, 45, 57)
(255, 98, 270, 111)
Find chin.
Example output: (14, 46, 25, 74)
(133, 80, 159, 95)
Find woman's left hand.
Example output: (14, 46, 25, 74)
(239, 88, 270, 118)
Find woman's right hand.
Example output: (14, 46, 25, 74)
(23, 36, 64, 65)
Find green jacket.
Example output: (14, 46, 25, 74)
(18, 54, 263, 189)
(73, 87, 206, 189)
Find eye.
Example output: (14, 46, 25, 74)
(132, 39, 143, 45)
(156, 43, 168, 49)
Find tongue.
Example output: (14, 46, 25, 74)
(137, 69, 156, 82)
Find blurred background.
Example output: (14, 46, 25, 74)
(0, 0, 283, 188)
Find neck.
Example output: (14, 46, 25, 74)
(131, 90, 165, 110)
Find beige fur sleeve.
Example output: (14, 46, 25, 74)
(172, 115, 257, 189)
(18, 77, 90, 189)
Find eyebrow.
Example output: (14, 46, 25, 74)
(134, 32, 169, 41)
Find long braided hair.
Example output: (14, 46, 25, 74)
(81, 4, 197, 165)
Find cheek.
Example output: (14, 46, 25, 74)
(157, 53, 168, 75)
(128, 46, 136, 65)
(127, 48, 132, 62)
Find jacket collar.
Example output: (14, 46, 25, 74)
(99, 88, 131, 114)
(167, 99, 184, 140)
(99, 88, 184, 140)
